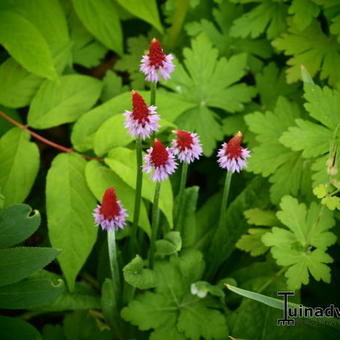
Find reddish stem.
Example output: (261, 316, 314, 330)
(0, 111, 103, 162)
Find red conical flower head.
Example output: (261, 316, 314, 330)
(99, 187, 120, 220)
(148, 38, 166, 68)
(225, 131, 243, 159)
(174, 130, 194, 151)
(151, 139, 169, 167)
(132, 90, 149, 124)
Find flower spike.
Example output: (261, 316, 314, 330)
(217, 132, 250, 172)
(172, 130, 203, 163)
(124, 90, 160, 139)
(143, 139, 177, 181)
(140, 38, 175, 82)
(93, 187, 128, 231)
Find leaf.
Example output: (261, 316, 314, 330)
(244, 208, 278, 226)
(280, 119, 332, 158)
(313, 184, 328, 199)
(115, 0, 163, 33)
(0, 277, 64, 309)
(28, 74, 102, 129)
(0, 10, 57, 79)
(230, 0, 287, 39)
(46, 153, 97, 291)
(72, 0, 122, 54)
(100, 70, 127, 102)
(123, 255, 156, 289)
(0, 315, 41, 340)
(321, 196, 340, 211)
(105, 147, 174, 228)
(236, 228, 269, 256)
(0, 58, 42, 108)
(71, 90, 194, 152)
(156, 231, 182, 256)
(85, 160, 151, 236)
(0, 204, 40, 248)
(288, 0, 320, 31)
(272, 20, 340, 85)
(0, 247, 59, 287)
(0, 128, 40, 208)
(262, 196, 336, 289)
(166, 34, 256, 156)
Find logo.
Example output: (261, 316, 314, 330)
(277, 291, 340, 326)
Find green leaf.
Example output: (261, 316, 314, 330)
(100, 70, 127, 102)
(272, 20, 340, 85)
(0, 315, 41, 340)
(105, 147, 174, 228)
(0, 58, 42, 108)
(71, 90, 194, 152)
(166, 34, 255, 155)
(230, 0, 287, 39)
(156, 231, 182, 256)
(0, 247, 59, 287)
(115, 0, 163, 33)
(0, 204, 40, 248)
(280, 119, 332, 158)
(0, 277, 64, 309)
(262, 196, 336, 289)
(72, 0, 122, 54)
(0, 128, 39, 208)
(28, 75, 102, 129)
(46, 153, 97, 291)
(288, 0, 320, 31)
(244, 208, 278, 226)
(236, 228, 269, 256)
(313, 184, 328, 199)
(123, 255, 156, 289)
(85, 160, 151, 236)
(0, 10, 57, 79)
(321, 196, 340, 211)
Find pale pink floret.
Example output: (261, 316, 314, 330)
(140, 54, 175, 82)
(172, 132, 203, 164)
(92, 201, 128, 231)
(124, 105, 160, 139)
(217, 143, 250, 173)
(143, 147, 177, 182)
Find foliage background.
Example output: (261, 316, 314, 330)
(0, 0, 339, 339)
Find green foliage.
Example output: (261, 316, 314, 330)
(156, 231, 182, 256)
(0, 315, 41, 340)
(262, 196, 337, 290)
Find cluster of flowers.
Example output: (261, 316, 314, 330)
(94, 39, 250, 231)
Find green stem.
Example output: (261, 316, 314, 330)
(218, 171, 233, 231)
(131, 138, 143, 253)
(174, 162, 189, 230)
(107, 230, 123, 338)
(166, 0, 191, 49)
(149, 182, 162, 268)
(150, 82, 157, 106)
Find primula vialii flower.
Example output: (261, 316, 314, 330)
(124, 90, 160, 139)
(143, 139, 177, 181)
(171, 130, 203, 163)
(217, 132, 250, 173)
(93, 187, 128, 231)
(140, 38, 175, 82)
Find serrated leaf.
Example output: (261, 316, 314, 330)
(0, 10, 57, 79)
(28, 74, 102, 129)
(105, 147, 173, 228)
(123, 255, 156, 289)
(72, 0, 122, 54)
(0, 204, 40, 248)
(46, 153, 97, 291)
(321, 196, 340, 211)
(156, 231, 182, 256)
(288, 0, 320, 31)
(313, 184, 328, 198)
(0, 128, 39, 208)
(236, 228, 269, 256)
(0, 247, 59, 287)
(85, 160, 150, 236)
(244, 208, 278, 226)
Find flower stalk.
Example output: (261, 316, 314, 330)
(218, 171, 233, 231)
(174, 162, 189, 230)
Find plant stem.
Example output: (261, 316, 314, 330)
(150, 82, 157, 106)
(174, 162, 189, 230)
(149, 182, 162, 268)
(107, 230, 122, 337)
(131, 138, 143, 253)
(166, 0, 191, 49)
(218, 171, 233, 231)
(0, 110, 103, 161)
